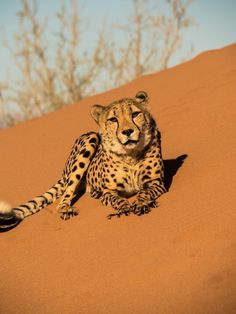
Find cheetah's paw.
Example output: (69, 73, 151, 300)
(107, 208, 131, 220)
(58, 205, 79, 220)
(131, 200, 155, 216)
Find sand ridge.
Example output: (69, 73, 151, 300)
(0, 43, 236, 313)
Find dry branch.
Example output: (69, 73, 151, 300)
(0, 0, 195, 127)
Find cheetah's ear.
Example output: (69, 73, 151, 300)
(135, 91, 149, 106)
(91, 104, 105, 124)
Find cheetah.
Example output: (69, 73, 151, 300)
(0, 91, 166, 231)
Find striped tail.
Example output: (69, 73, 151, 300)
(0, 179, 64, 232)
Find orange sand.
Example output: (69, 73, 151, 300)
(0, 44, 236, 313)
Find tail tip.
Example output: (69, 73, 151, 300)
(0, 200, 12, 211)
(0, 201, 22, 232)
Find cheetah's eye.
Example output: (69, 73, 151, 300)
(108, 117, 118, 123)
(132, 111, 141, 118)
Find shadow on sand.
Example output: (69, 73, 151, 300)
(163, 154, 188, 191)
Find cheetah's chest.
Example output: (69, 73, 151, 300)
(85, 145, 163, 198)
(86, 150, 144, 196)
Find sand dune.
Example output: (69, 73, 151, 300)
(0, 44, 236, 313)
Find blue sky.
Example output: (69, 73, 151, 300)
(0, 0, 236, 83)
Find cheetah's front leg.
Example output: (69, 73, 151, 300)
(101, 190, 132, 219)
(132, 179, 166, 216)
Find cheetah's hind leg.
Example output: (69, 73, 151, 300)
(57, 132, 100, 220)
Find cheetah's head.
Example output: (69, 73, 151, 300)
(91, 91, 156, 155)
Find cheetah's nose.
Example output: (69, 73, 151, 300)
(122, 129, 134, 137)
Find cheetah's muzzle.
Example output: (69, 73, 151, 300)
(124, 139, 138, 146)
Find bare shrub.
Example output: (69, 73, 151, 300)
(0, 0, 194, 127)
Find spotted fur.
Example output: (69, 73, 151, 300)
(0, 91, 166, 230)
